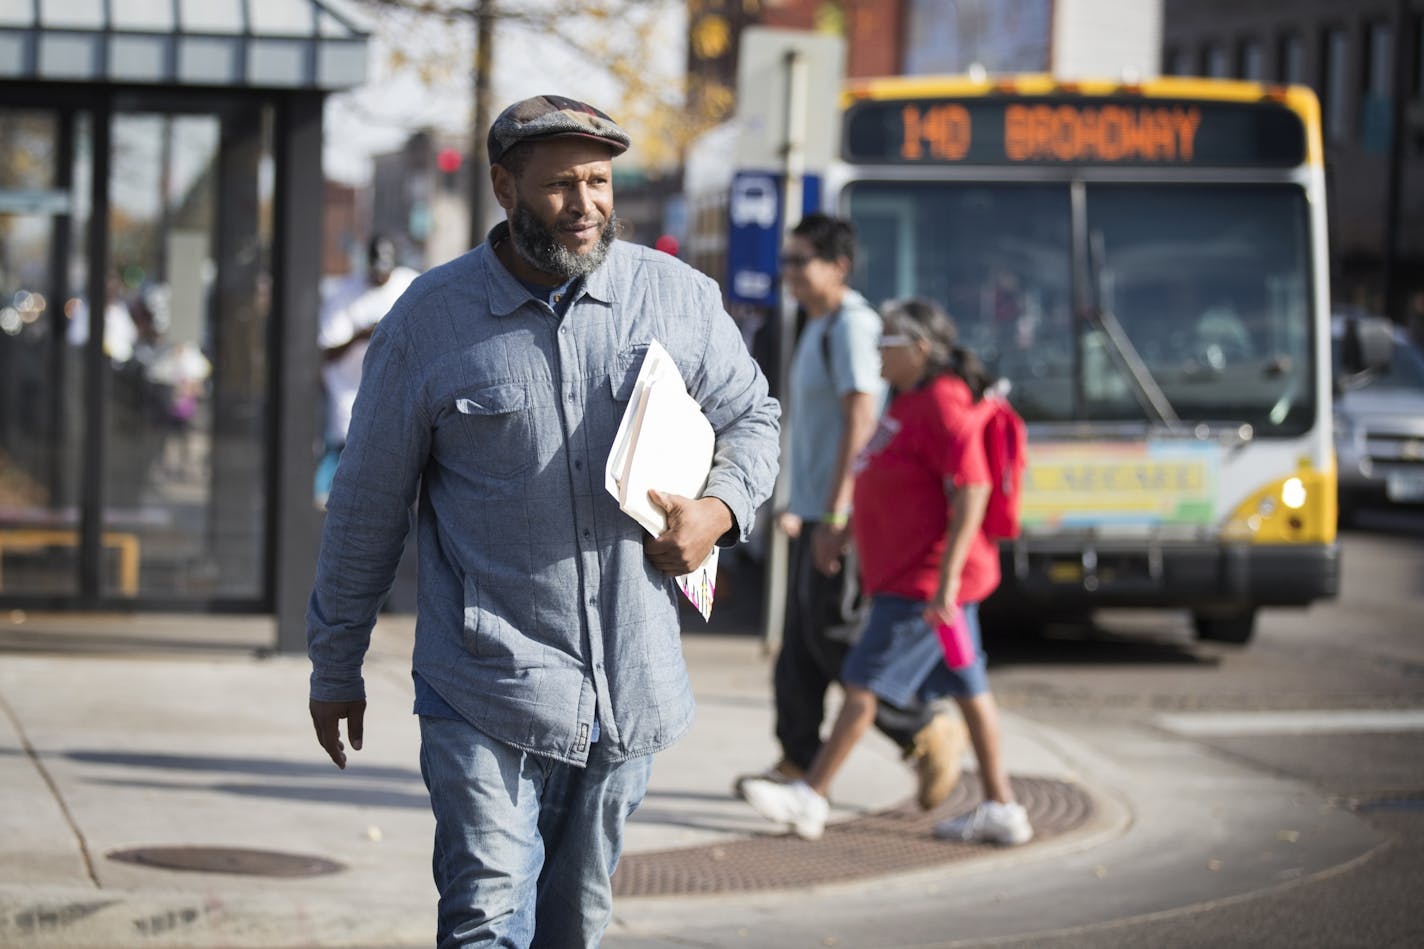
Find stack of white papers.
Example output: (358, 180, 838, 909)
(606, 339, 719, 620)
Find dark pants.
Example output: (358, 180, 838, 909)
(773, 524, 936, 771)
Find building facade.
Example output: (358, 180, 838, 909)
(684, 1, 1417, 317)
(1162, 0, 1424, 318)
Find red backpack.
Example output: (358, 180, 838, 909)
(979, 391, 1027, 540)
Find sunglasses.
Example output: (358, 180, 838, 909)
(877, 334, 914, 348)
(779, 254, 816, 268)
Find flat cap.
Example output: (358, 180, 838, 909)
(487, 94, 631, 165)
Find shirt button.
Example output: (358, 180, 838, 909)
(574, 460, 583, 470)
(589, 596, 597, 605)
(583, 529, 591, 539)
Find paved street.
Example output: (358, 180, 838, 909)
(941, 505, 1424, 949)
(0, 505, 1420, 948)
(607, 506, 1424, 947)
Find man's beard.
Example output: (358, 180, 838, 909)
(510, 202, 618, 281)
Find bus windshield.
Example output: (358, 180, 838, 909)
(845, 181, 1316, 435)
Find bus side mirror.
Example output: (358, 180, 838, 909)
(1340, 316, 1393, 375)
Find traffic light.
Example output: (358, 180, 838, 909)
(436, 147, 462, 192)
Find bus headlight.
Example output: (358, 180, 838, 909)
(1224, 465, 1335, 544)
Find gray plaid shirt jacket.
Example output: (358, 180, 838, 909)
(307, 229, 781, 766)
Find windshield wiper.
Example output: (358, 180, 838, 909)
(1090, 303, 1182, 425)
(1086, 229, 1181, 426)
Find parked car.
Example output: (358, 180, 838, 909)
(1331, 310, 1424, 521)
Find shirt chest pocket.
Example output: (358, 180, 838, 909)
(453, 382, 536, 479)
(608, 343, 649, 404)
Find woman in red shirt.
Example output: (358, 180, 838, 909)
(741, 298, 1031, 845)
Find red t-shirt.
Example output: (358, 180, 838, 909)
(852, 373, 1001, 604)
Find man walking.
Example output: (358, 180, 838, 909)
(307, 95, 780, 948)
(738, 213, 965, 810)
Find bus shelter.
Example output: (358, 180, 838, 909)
(0, 0, 369, 651)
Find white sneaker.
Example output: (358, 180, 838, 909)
(732, 759, 806, 799)
(740, 778, 829, 840)
(932, 800, 1033, 846)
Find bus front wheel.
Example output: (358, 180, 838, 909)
(1193, 609, 1257, 645)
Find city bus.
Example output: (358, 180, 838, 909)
(825, 75, 1337, 644)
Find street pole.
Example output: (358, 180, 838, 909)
(1380, 0, 1408, 318)
(761, 47, 808, 656)
(468, 0, 494, 250)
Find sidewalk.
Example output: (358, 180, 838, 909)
(0, 608, 1384, 948)
(0, 608, 1104, 948)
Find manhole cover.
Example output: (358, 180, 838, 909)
(107, 846, 344, 877)
(613, 775, 1092, 897)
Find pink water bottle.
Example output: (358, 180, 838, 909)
(936, 606, 976, 670)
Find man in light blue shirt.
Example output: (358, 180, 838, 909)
(735, 213, 965, 814)
(307, 95, 779, 948)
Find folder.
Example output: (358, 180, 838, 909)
(606, 339, 719, 620)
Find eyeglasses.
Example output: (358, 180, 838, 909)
(877, 334, 913, 348)
(779, 254, 815, 269)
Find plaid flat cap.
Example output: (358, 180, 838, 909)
(487, 95, 631, 165)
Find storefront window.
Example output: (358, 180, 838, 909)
(100, 104, 274, 600)
(0, 108, 87, 597)
(0, 99, 274, 604)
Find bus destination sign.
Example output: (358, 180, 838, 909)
(844, 97, 1308, 167)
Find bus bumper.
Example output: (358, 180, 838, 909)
(993, 540, 1341, 610)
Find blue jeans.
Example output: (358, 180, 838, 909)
(418, 715, 653, 948)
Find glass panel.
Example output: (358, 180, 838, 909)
(1278, 34, 1304, 85)
(1334, 330, 1424, 392)
(0, 108, 87, 596)
(247, 0, 313, 35)
(39, 0, 104, 29)
(1416, 17, 1424, 98)
(843, 181, 1074, 422)
(1323, 28, 1350, 142)
(843, 181, 1316, 435)
(1239, 41, 1264, 81)
(111, 0, 174, 30)
(1366, 23, 1393, 95)
(1362, 23, 1393, 152)
(1083, 184, 1314, 433)
(207, 104, 275, 600)
(179, 0, 243, 34)
(0, 1, 37, 27)
(103, 105, 272, 600)
(1204, 46, 1231, 78)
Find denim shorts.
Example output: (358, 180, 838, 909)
(841, 595, 990, 707)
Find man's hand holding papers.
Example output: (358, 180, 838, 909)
(643, 491, 732, 576)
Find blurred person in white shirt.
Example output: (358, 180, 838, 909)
(315, 235, 418, 505)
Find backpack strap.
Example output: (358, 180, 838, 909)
(819, 306, 842, 382)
